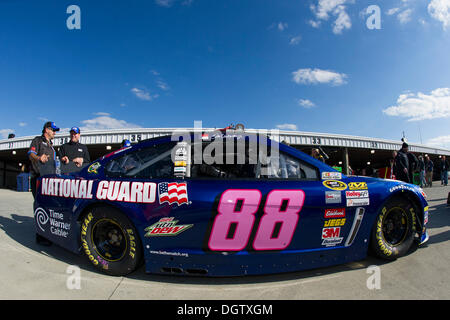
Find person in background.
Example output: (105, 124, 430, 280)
(28, 121, 60, 246)
(425, 156, 434, 187)
(121, 139, 131, 148)
(311, 148, 325, 163)
(440, 155, 449, 186)
(407, 150, 418, 185)
(395, 143, 410, 183)
(59, 127, 90, 170)
(418, 155, 426, 188)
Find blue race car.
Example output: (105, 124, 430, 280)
(33, 129, 429, 276)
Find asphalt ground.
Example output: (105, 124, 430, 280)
(0, 184, 449, 300)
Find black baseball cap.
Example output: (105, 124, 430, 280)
(43, 121, 60, 133)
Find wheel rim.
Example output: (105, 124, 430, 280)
(91, 219, 127, 262)
(382, 207, 408, 246)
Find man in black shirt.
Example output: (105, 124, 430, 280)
(28, 121, 60, 246)
(59, 127, 90, 171)
(28, 121, 60, 198)
(395, 143, 410, 183)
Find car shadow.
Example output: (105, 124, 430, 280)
(0, 213, 99, 274)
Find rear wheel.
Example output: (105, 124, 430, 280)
(371, 197, 416, 260)
(80, 206, 143, 276)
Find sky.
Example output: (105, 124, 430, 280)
(0, 0, 449, 149)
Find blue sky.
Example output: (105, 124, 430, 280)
(0, 0, 449, 149)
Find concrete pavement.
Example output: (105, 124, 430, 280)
(0, 184, 448, 300)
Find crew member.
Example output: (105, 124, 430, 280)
(28, 121, 60, 198)
(395, 143, 410, 183)
(58, 127, 90, 170)
(28, 121, 60, 246)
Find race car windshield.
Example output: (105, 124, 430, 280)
(105, 142, 176, 178)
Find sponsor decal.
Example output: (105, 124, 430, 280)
(174, 161, 187, 167)
(389, 184, 417, 193)
(149, 250, 189, 258)
(325, 191, 341, 204)
(96, 181, 156, 203)
(35, 207, 71, 238)
(324, 208, 345, 218)
(322, 172, 342, 180)
(144, 217, 193, 237)
(41, 178, 94, 199)
(324, 218, 346, 227)
(345, 207, 365, 247)
(158, 182, 189, 206)
(424, 206, 429, 224)
(87, 162, 101, 174)
(323, 180, 347, 191)
(346, 190, 369, 199)
(347, 198, 370, 207)
(348, 182, 368, 190)
(321, 227, 343, 246)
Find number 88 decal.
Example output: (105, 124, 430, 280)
(208, 189, 305, 251)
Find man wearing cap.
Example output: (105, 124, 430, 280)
(28, 121, 60, 198)
(28, 121, 60, 246)
(58, 126, 90, 170)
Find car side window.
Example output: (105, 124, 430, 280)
(259, 151, 319, 180)
(105, 142, 176, 178)
(189, 141, 257, 179)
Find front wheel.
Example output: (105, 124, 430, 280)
(371, 197, 416, 260)
(80, 206, 143, 276)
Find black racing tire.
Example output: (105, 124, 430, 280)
(371, 196, 416, 260)
(80, 206, 143, 276)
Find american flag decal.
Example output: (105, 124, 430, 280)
(158, 182, 188, 206)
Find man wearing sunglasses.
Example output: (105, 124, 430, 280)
(58, 126, 90, 170)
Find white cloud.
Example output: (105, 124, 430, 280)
(387, 8, 401, 16)
(297, 99, 316, 108)
(332, 5, 352, 34)
(0, 129, 14, 139)
(276, 124, 298, 131)
(277, 22, 288, 31)
(428, 0, 450, 29)
(19, 122, 27, 127)
(155, 0, 173, 7)
(308, 20, 321, 28)
(397, 8, 413, 24)
(131, 87, 158, 101)
(289, 35, 302, 45)
(80, 115, 141, 131)
(292, 68, 348, 86)
(309, 0, 353, 34)
(156, 80, 170, 91)
(94, 112, 111, 116)
(382, 88, 450, 121)
(427, 135, 450, 149)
